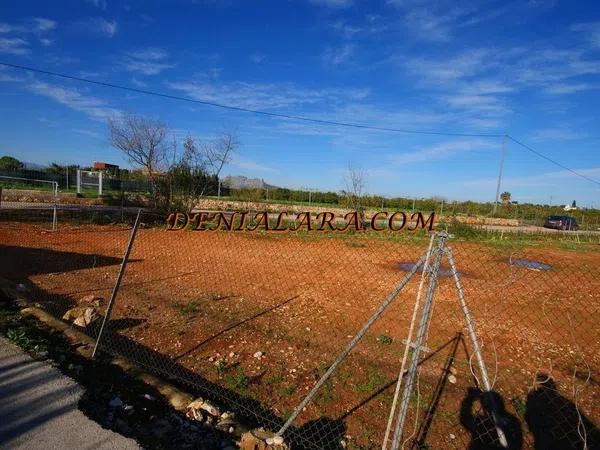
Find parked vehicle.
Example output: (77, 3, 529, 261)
(543, 215, 579, 231)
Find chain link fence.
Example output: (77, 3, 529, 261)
(0, 207, 598, 449)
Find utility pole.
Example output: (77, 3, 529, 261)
(492, 134, 508, 216)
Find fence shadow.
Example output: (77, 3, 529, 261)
(525, 374, 600, 450)
(174, 294, 300, 361)
(2, 243, 343, 450)
(459, 388, 523, 450)
(412, 332, 463, 448)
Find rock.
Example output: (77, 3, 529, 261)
(450, 433, 456, 440)
(229, 352, 236, 358)
(448, 374, 457, 384)
(449, 366, 458, 375)
(253, 351, 264, 359)
(63, 306, 98, 328)
(80, 294, 103, 306)
(240, 428, 289, 450)
(221, 411, 234, 420)
(187, 398, 221, 418)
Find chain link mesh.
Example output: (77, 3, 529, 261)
(1, 207, 598, 449)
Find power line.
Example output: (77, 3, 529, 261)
(507, 136, 600, 187)
(0, 61, 503, 138)
(2, 61, 599, 187)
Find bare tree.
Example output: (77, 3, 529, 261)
(342, 163, 366, 219)
(109, 115, 170, 202)
(168, 130, 237, 211)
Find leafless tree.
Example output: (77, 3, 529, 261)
(168, 130, 237, 211)
(109, 115, 170, 204)
(342, 163, 366, 219)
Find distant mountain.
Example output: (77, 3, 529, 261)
(223, 175, 278, 190)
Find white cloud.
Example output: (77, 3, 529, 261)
(0, 37, 30, 55)
(460, 167, 600, 189)
(121, 47, 174, 75)
(85, 0, 108, 10)
(309, 0, 353, 8)
(31, 17, 57, 32)
(531, 128, 584, 141)
(39, 37, 54, 46)
(231, 156, 278, 173)
(166, 78, 370, 110)
(250, 53, 265, 64)
(544, 83, 594, 95)
(405, 50, 490, 82)
(26, 80, 121, 121)
(391, 139, 496, 165)
(322, 44, 354, 66)
(73, 17, 118, 38)
(571, 21, 600, 48)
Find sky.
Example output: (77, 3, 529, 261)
(1, 0, 600, 206)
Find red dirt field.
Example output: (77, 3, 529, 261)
(1, 221, 599, 449)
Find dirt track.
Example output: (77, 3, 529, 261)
(1, 222, 599, 449)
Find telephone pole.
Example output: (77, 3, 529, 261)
(492, 134, 508, 216)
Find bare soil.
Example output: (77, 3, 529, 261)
(1, 222, 598, 449)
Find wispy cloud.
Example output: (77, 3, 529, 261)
(0, 17, 57, 51)
(390, 139, 496, 165)
(250, 53, 265, 64)
(405, 50, 490, 83)
(571, 21, 600, 48)
(26, 80, 121, 121)
(322, 44, 354, 66)
(85, 0, 108, 10)
(0, 37, 30, 55)
(231, 156, 278, 173)
(531, 128, 585, 141)
(460, 167, 600, 190)
(72, 17, 118, 38)
(166, 78, 370, 110)
(121, 47, 174, 75)
(309, 0, 353, 8)
(543, 83, 594, 95)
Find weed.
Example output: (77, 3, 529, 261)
(277, 384, 297, 397)
(356, 373, 387, 393)
(266, 374, 284, 386)
(176, 300, 200, 317)
(225, 369, 249, 393)
(511, 397, 527, 418)
(215, 359, 227, 375)
(376, 334, 393, 345)
(6, 327, 47, 354)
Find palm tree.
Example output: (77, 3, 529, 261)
(500, 191, 511, 206)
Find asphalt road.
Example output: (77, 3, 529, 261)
(0, 336, 139, 450)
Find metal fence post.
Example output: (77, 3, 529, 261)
(92, 209, 142, 358)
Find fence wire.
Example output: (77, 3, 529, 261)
(0, 208, 599, 450)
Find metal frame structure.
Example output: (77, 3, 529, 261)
(0, 175, 58, 231)
(276, 231, 508, 449)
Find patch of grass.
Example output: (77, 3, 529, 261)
(224, 369, 249, 393)
(356, 373, 387, 393)
(215, 359, 227, 375)
(266, 374, 284, 386)
(176, 299, 200, 317)
(315, 380, 335, 406)
(376, 334, 393, 345)
(6, 327, 48, 354)
(511, 397, 527, 418)
(277, 384, 297, 397)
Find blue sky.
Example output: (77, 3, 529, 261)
(1, 0, 600, 206)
